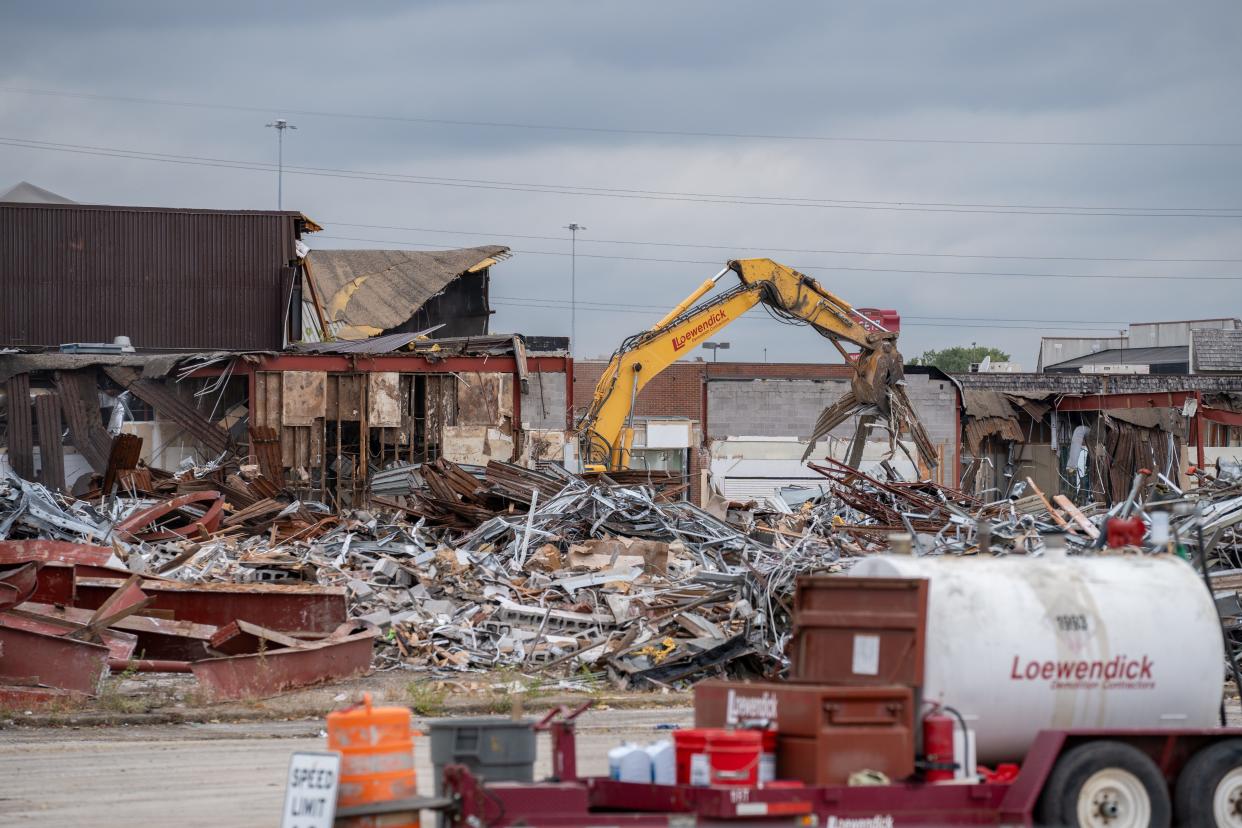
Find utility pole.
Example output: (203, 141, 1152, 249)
(266, 118, 296, 209)
(564, 223, 585, 354)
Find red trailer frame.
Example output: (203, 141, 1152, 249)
(437, 715, 1242, 826)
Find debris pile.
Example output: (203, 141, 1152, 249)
(740, 458, 1242, 561)
(2, 447, 1240, 704)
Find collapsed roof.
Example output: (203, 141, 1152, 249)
(306, 246, 510, 340)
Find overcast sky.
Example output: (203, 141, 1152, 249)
(2, 1, 1239, 366)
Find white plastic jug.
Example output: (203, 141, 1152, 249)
(608, 743, 651, 783)
(644, 740, 675, 785)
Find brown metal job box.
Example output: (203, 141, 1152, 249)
(694, 680, 915, 785)
(789, 575, 927, 687)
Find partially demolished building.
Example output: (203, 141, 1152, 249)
(0, 200, 567, 499)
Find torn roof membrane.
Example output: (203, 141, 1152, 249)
(307, 246, 510, 339)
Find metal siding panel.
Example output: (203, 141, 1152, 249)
(5, 374, 34, 479)
(33, 393, 65, 491)
(0, 204, 297, 349)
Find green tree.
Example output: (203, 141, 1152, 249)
(908, 345, 1010, 374)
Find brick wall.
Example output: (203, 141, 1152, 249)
(573, 360, 706, 421)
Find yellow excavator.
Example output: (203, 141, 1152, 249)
(576, 258, 936, 472)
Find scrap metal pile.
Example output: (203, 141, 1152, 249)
(2, 449, 1239, 705)
(0, 455, 846, 700)
(738, 457, 1242, 561)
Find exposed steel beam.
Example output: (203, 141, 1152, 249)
(0, 621, 111, 694)
(1201, 407, 1242, 426)
(191, 630, 376, 701)
(1054, 391, 1193, 411)
(222, 354, 571, 375)
(74, 577, 347, 634)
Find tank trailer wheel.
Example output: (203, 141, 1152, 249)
(1037, 741, 1171, 828)
(1175, 739, 1242, 828)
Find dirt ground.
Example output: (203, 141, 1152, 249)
(1, 668, 690, 727)
(0, 706, 694, 827)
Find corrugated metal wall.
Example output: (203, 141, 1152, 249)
(0, 203, 300, 349)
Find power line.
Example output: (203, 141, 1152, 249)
(491, 294, 1127, 327)
(487, 300, 1123, 332)
(3, 135, 1242, 218)
(323, 220, 1242, 264)
(4, 85, 1240, 149)
(314, 234, 1242, 281)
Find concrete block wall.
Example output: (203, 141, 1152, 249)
(522, 370, 570, 431)
(707, 378, 850, 441)
(899, 372, 960, 473)
(706, 369, 960, 476)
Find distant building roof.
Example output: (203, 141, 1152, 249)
(0, 180, 75, 204)
(1043, 345, 1188, 374)
(1192, 328, 1242, 373)
(307, 246, 509, 339)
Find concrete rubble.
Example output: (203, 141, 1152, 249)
(1, 447, 1240, 702)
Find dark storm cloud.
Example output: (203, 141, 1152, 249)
(1, 0, 1238, 364)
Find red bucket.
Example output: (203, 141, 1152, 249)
(707, 730, 762, 787)
(674, 728, 715, 785)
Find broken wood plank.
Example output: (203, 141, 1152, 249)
(1025, 476, 1070, 529)
(1052, 494, 1101, 539)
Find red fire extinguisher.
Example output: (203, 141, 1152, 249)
(922, 712, 957, 782)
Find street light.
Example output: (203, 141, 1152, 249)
(265, 118, 297, 209)
(564, 223, 586, 354)
(702, 341, 731, 362)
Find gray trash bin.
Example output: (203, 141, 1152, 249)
(427, 717, 537, 796)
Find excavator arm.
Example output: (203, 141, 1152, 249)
(577, 258, 914, 471)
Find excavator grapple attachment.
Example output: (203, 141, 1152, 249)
(851, 340, 904, 411)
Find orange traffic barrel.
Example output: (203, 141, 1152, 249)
(327, 693, 418, 826)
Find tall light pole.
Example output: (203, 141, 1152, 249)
(266, 118, 296, 209)
(703, 341, 730, 362)
(565, 223, 585, 354)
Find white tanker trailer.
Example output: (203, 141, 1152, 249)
(850, 553, 1225, 763)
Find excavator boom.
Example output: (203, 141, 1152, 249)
(577, 258, 931, 472)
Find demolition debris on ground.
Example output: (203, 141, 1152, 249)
(2, 434, 1241, 706)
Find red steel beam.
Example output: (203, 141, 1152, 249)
(1202, 407, 1242, 426)
(73, 577, 347, 633)
(0, 540, 114, 567)
(0, 541, 118, 604)
(0, 609, 138, 662)
(21, 601, 218, 661)
(113, 490, 225, 542)
(1054, 391, 1193, 411)
(0, 622, 111, 694)
(240, 354, 571, 375)
(190, 630, 376, 701)
(0, 563, 38, 609)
